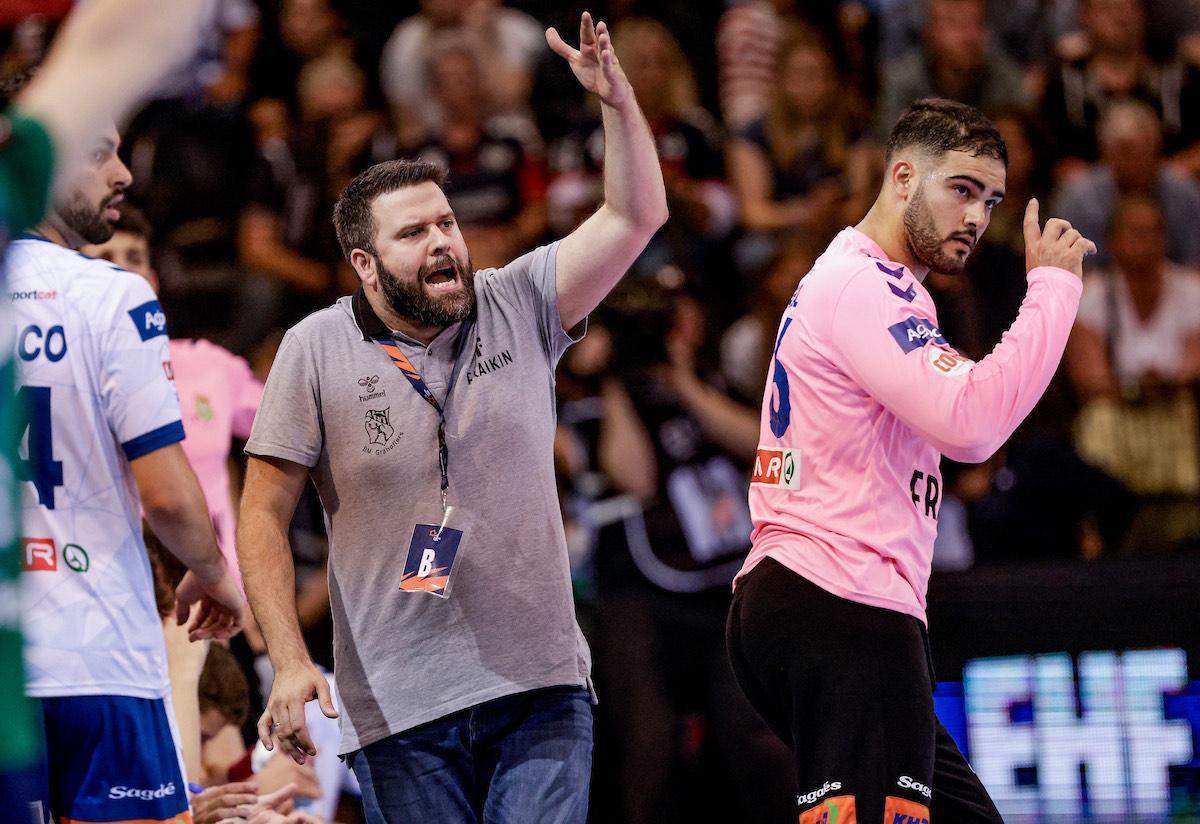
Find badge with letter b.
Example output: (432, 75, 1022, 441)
(400, 512, 465, 598)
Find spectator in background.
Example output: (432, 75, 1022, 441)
(1066, 194, 1200, 398)
(876, 0, 1028, 138)
(719, 233, 818, 404)
(238, 53, 389, 338)
(727, 27, 874, 265)
(548, 19, 734, 287)
(569, 279, 795, 824)
(249, 0, 354, 118)
(715, 0, 801, 131)
(121, 0, 261, 269)
(1065, 192, 1200, 549)
(1051, 99, 1200, 270)
(85, 206, 264, 593)
(414, 33, 548, 270)
(1041, 0, 1200, 177)
(380, 0, 545, 146)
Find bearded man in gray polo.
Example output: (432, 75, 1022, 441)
(236, 12, 667, 824)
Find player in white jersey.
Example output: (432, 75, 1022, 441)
(6, 119, 243, 823)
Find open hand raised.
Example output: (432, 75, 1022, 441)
(546, 12, 631, 108)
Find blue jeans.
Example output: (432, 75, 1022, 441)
(348, 686, 593, 824)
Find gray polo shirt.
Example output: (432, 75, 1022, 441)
(246, 241, 593, 754)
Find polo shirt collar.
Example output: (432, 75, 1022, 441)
(352, 286, 390, 341)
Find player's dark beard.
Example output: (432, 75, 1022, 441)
(376, 254, 477, 329)
(902, 184, 972, 275)
(56, 190, 120, 245)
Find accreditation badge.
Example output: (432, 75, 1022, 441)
(399, 504, 468, 598)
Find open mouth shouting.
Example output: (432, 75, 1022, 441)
(422, 257, 462, 292)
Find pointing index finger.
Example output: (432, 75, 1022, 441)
(1023, 198, 1040, 246)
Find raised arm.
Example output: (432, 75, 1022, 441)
(545, 13, 669, 330)
(237, 454, 337, 765)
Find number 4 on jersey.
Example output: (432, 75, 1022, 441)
(16, 386, 64, 510)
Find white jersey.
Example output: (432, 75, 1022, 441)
(5, 235, 184, 699)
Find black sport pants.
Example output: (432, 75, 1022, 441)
(727, 557, 1004, 823)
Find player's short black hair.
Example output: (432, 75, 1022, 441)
(334, 158, 448, 261)
(885, 98, 1008, 166)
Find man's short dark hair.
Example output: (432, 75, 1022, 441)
(333, 159, 448, 261)
(885, 98, 1008, 166)
(198, 644, 250, 727)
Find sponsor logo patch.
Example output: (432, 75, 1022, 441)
(357, 374, 385, 402)
(128, 299, 168, 341)
(8, 290, 57, 301)
(108, 781, 177, 801)
(927, 346, 973, 377)
(797, 780, 843, 806)
(63, 543, 89, 573)
(897, 775, 932, 799)
(885, 796, 930, 824)
(798, 794, 857, 823)
(21, 537, 56, 572)
(752, 446, 801, 489)
(888, 316, 946, 354)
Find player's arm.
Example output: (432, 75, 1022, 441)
(131, 445, 243, 640)
(238, 454, 337, 766)
(15, 0, 207, 190)
(546, 13, 669, 331)
(831, 201, 1091, 463)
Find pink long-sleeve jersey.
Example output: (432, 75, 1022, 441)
(736, 227, 1082, 622)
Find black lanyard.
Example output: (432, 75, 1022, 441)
(372, 322, 474, 507)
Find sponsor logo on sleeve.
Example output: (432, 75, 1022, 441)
(21, 538, 56, 572)
(752, 446, 801, 489)
(888, 317, 946, 354)
(798, 794, 857, 823)
(926, 346, 973, 377)
(897, 775, 932, 799)
(885, 795, 930, 824)
(108, 782, 176, 801)
(128, 299, 168, 341)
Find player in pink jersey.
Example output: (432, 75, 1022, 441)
(726, 99, 1095, 823)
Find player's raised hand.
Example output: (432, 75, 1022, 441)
(546, 12, 631, 108)
(1022, 198, 1096, 279)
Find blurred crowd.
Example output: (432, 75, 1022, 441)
(5, 0, 1200, 820)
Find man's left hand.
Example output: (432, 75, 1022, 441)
(546, 12, 630, 108)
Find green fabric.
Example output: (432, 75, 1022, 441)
(0, 107, 56, 240)
(0, 106, 53, 769)
(0, 358, 39, 769)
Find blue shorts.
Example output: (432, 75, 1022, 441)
(31, 694, 190, 823)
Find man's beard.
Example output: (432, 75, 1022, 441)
(56, 189, 120, 245)
(902, 184, 973, 275)
(377, 253, 477, 329)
